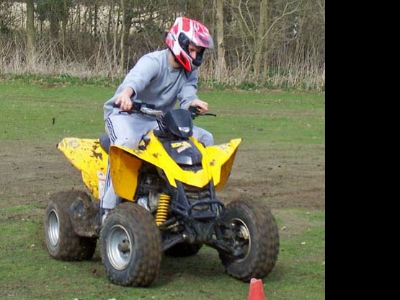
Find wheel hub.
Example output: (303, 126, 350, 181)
(48, 210, 60, 247)
(107, 225, 133, 270)
(229, 218, 251, 262)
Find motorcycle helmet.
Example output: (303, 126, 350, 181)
(166, 16, 214, 72)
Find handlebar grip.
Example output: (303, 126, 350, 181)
(189, 106, 200, 114)
(112, 101, 155, 111)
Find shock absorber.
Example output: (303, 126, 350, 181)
(155, 193, 170, 225)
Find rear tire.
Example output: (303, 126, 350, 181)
(100, 202, 162, 286)
(218, 199, 279, 282)
(44, 190, 97, 261)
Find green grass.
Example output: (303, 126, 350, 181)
(197, 91, 325, 145)
(0, 76, 325, 300)
(0, 215, 325, 300)
(0, 78, 324, 147)
(0, 80, 109, 141)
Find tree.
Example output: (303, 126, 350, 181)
(253, 0, 268, 79)
(26, 0, 35, 68)
(215, 0, 226, 81)
(119, 0, 126, 75)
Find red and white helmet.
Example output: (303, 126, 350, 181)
(166, 16, 214, 72)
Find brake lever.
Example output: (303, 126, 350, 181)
(189, 106, 217, 118)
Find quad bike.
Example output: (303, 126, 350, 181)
(44, 102, 280, 287)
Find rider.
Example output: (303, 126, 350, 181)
(100, 16, 215, 221)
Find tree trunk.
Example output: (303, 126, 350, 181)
(94, 1, 98, 37)
(61, 0, 68, 59)
(253, 0, 268, 79)
(26, 0, 35, 69)
(119, 0, 126, 75)
(49, 2, 60, 40)
(215, 0, 226, 82)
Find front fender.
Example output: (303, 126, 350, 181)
(109, 133, 242, 199)
(109, 131, 212, 199)
(205, 138, 242, 190)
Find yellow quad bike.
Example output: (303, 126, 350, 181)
(44, 103, 280, 287)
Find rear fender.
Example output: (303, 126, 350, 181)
(57, 138, 108, 200)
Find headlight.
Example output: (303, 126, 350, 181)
(178, 126, 191, 133)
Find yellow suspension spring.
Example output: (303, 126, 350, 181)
(155, 193, 170, 226)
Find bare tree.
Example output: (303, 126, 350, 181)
(1, 0, 325, 90)
(253, 0, 268, 79)
(26, 0, 35, 68)
(215, 0, 226, 81)
(119, 0, 126, 74)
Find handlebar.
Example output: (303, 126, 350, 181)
(140, 106, 163, 116)
(114, 101, 216, 119)
(113, 101, 162, 115)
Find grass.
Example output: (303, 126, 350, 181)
(0, 79, 324, 145)
(0, 75, 325, 300)
(0, 79, 109, 141)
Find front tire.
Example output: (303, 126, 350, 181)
(100, 202, 162, 287)
(218, 199, 280, 282)
(44, 190, 97, 261)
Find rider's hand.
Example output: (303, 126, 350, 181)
(190, 99, 209, 114)
(115, 87, 134, 111)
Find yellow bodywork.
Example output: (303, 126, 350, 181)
(58, 133, 242, 202)
(57, 138, 108, 200)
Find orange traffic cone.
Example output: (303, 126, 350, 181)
(248, 278, 265, 300)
